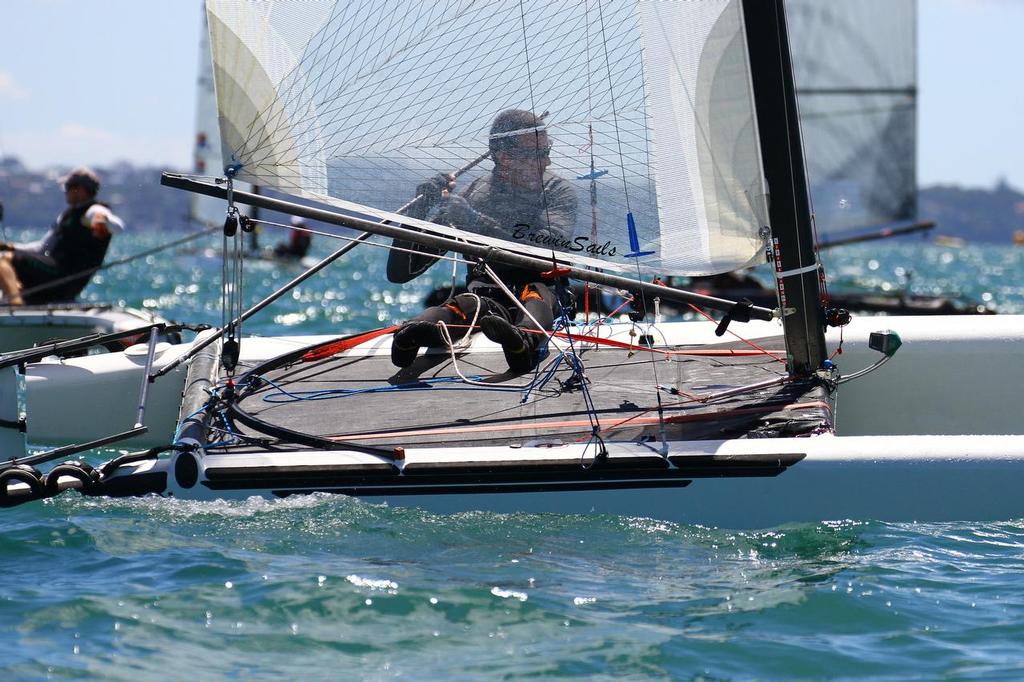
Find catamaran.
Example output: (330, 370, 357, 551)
(2, 0, 1021, 526)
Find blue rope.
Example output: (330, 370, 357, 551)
(519, 288, 602, 442)
(172, 405, 211, 443)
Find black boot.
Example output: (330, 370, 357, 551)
(391, 321, 443, 367)
(479, 316, 535, 374)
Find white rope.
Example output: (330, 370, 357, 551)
(437, 318, 558, 390)
(446, 292, 482, 351)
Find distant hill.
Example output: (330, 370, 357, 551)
(2, 156, 1022, 244)
(919, 179, 1024, 244)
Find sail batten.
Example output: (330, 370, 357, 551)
(206, 0, 771, 277)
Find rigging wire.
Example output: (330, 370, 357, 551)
(594, 0, 671, 453)
(478, 262, 605, 452)
(686, 303, 787, 364)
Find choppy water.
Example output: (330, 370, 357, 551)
(2, 228, 1023, 678)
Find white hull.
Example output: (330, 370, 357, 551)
(22, 333, 335, 447)
(107, 434, 1022, 527)
(0, 304, 174, 354)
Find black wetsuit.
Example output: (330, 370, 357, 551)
(13, 201, 111, 304)
(387, 170, 577, 344)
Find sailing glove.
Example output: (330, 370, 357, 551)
(415, 173, 454, 213)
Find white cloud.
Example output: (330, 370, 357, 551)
(55, 123, 116, 143)
(0, 71, 29, 101)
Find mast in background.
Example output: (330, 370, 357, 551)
(742, 0, 827, 375)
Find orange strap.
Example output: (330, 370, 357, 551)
(444, 302, 468, 320)
(520, 285, 544, 303)
(301, 325, 400, 361)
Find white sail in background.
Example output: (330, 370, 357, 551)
(205, 0, 768, 276)
(191, 2, 250, 227)
(787, 0, 917, 234)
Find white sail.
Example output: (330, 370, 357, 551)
(191, 1, 251, 227)
(205, 0, 768, 276)
(787, 0, 918, 234)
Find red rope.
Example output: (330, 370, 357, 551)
(686, 304, 786, 363)
(300, 315, 786, 363)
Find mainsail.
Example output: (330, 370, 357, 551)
(204, 0, 769, 277)
(787, 0, 918, 234)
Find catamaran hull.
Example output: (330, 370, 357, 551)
(21, 334, 337, 447)
(10, 315, 1023, 526)
(86, 434, 1023, 527)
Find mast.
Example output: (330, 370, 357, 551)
(741, 0, 827, 376)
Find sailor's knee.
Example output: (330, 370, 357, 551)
(449, 293, 481, 320)
(0, 254, 17, 276)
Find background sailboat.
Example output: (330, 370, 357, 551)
(789, 0, 918, 235)
(0, 175, 178, 353)
(188, 2, 250, 236)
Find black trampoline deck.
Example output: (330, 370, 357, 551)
(215, 334, 832, 455)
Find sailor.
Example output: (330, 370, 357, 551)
(387, 109, 578, 373)
(0, 166, 124, 305)
(273, 215, 313, 260)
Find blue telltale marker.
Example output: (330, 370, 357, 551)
(625, 212, 654, 258)
(576, 169, 608, 181)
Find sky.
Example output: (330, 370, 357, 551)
(0, 0, 1021, 190)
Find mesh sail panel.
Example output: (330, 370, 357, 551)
(640, 0, 767, 273)
(206, 0, 767, 276)
(788, 0, 917, 235)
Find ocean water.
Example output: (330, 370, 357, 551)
(2, 228, 1024, 679)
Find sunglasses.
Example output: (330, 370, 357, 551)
(509, 145, 552, 160)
